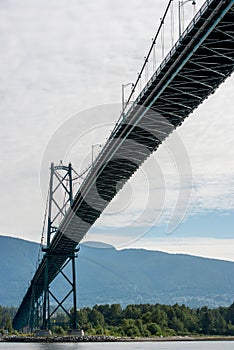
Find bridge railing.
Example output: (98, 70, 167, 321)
(123, 0, 213, 120)
(56, 0, 218, 222)
(100, 0, 213, 142)
(105, 0, 207, 141)
(69, 0, 215, 204)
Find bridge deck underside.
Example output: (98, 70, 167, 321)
(13, 0, 234, 330)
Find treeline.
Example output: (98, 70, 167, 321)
(1, 302, 234, 337)
(0, 306, 17, 334)
(75, 303, 234, 337)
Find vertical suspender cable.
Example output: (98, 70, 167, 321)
(124, 0, 173, 108)
(171, 0, 175, 46)
(161, 18, 165, 59)
(182, 3, 185, 33)
(193, 2, 197, 16)
(144, 57, 149, 83)
(152, 38, 156, 72)
(36, 187, 49, 270)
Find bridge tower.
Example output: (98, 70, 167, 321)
(39, 162, 79, 333)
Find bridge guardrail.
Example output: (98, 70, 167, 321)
(69, 0, 217, 206)
(106, 0, 214, 137)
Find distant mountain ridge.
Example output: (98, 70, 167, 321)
(0, 235, 234, 308)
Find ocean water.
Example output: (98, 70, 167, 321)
(0, 341, 234, 350)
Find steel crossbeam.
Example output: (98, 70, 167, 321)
(13, 0, 234, 331)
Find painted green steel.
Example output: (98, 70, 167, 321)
(13, 0, 234, 331)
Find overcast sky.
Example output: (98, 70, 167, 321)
(0, 0, 233, 261)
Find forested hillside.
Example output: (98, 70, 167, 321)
(1, 235, 234, 308)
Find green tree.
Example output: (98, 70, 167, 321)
(200, 308, 215, 335)
(88, 309, 105, 327)
(52, 326, 65, 335)
(169, 316, 184, 333)
(123, 305, 141, 320)
(147, 322, 161, 336)
(142, 311, 152, 324)
(78, 309, 88, 327)
(109, 304, 122, 325)
(227, 303, 234, 325)
(126, 325, 140, 337)
(214, 314, 226, 334)
(152, 308, 168, 328)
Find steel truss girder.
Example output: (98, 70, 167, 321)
(157, 96, 191, 110)
(166, 86, 202, 100)
(202, 45, 234, 62)
(189, 60, 225, 77)
(153, 107, 183, 120)
(28, 287, 43, 331)
(176, 73, 213, 88)
(167, 80, 209, 92)
(13, 0, 234, 332)
(178, 67, 225, 81)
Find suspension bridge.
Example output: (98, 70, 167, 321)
(13, 0, 234, 332)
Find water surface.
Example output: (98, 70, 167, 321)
(1, 341, 234, 350)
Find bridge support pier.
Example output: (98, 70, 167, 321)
(41, 248, 79, 331)
(39, 162, 79, 332)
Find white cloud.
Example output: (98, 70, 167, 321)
(82, 235, 234, 263)
(129, 237, 234, 263)
(0, 0, 233, 248)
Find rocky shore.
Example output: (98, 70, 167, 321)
(1, 335, 116, 343)
(1, 335, 234, 343)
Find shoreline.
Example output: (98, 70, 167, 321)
(1, 335, 234, 343)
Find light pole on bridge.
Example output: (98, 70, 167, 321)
(178, 0, 196, 37)
(91, 143, 102, 167)
(122, 82, 134, 118)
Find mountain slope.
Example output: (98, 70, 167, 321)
(0, 235, 39, 306)
(0, 235, 234, 308)
(77, 243, 234, 308)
